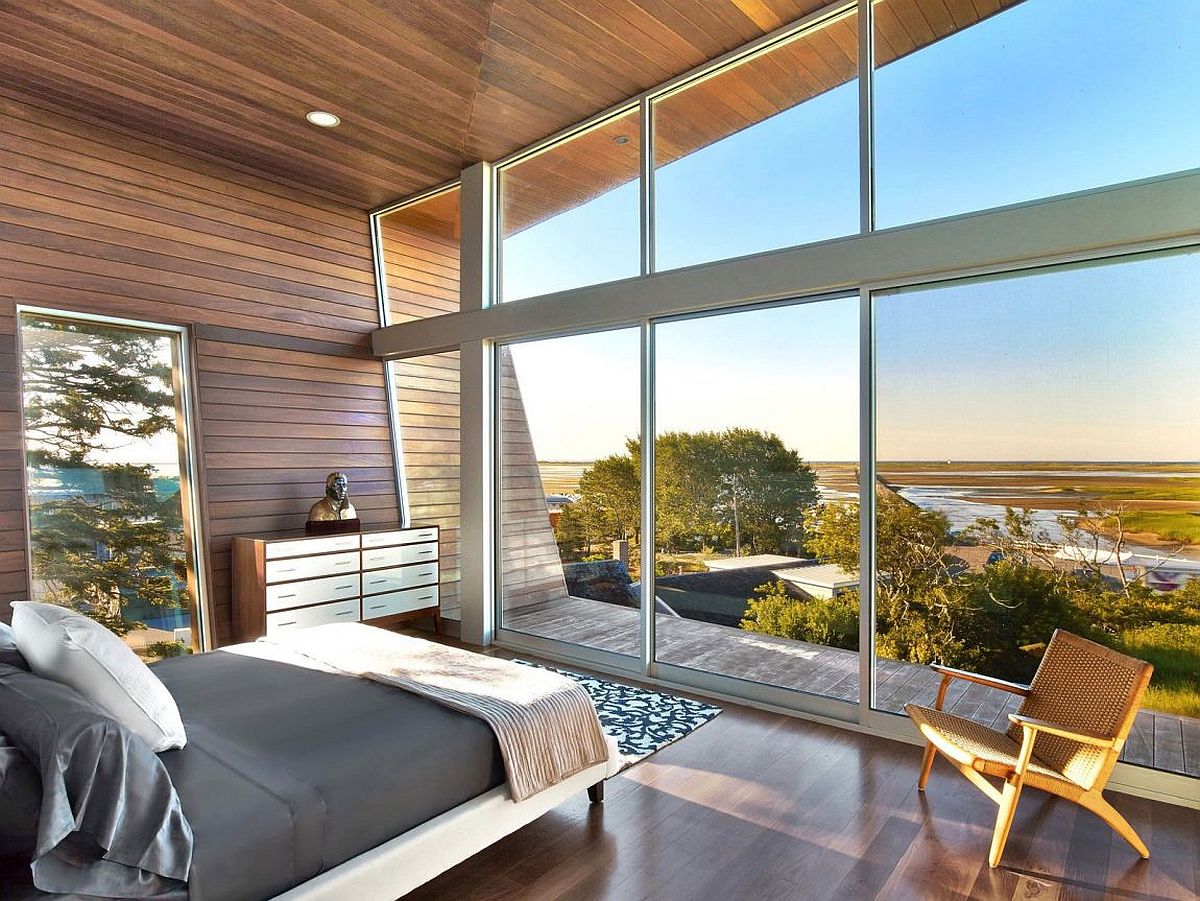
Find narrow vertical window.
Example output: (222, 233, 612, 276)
(19, 311, 206, 657)
(375, 187, 465, 623)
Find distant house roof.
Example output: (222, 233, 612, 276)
(773, 563, 858, 591)
(705, 554, 806, 572)
(1054, 546, 1133, 565)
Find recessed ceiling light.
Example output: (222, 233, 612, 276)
(306, 110, 341, 128)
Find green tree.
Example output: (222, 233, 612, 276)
(713, 427, 818, 556)
(643, 429, 819, 554)
(573, 450, 641, 545)
(553, 502, 588, 561)
(21, 318, 174, 467)
(808, 491, 953, 619)
(20, 315, 186, 638)
(567, 430, 817, 556)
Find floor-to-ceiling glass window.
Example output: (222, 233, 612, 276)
(499, 109, 641, 302)
(497, 328, 642, 658)
(652, 298, 860, 700)
(19, 310, 205, 657)
(873, 250, 1200, 776)
(873, 0, 1200, 228)
(653, 6, 859, 271)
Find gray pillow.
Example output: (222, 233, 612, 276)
(0, 621, 28, 671)
(0, 663, 193, 896)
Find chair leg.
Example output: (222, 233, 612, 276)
(988, 777, 1024, 868)
(918, 742, 937, 791)
(1083, 792, 1149, 858)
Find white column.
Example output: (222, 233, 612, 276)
(458, 163, 495, 646)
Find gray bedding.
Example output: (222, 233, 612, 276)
(4, 648, 506, 901)
(0, 664, 192, 898)
(154, 649, 505, 901)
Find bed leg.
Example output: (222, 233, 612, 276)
(587, 781, 605, 804)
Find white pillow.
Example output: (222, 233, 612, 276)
(11, 602, 186, 752)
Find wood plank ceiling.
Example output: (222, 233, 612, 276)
(0, 0, 845, 210)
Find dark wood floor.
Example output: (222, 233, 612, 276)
(404, 664, 1200, 901)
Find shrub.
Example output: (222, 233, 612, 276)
(740, 581, 859, 651)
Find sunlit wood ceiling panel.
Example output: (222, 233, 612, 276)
(0, 0, 1022, 210)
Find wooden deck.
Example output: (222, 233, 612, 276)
(505, 596, 1200, 779)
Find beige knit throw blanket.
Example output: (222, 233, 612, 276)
(256, 623, 610, 802)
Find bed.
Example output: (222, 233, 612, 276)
(1, 626, 620, 901)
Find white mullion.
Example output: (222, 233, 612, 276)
(374, 171, 1200, 359)
(641, 96, 655, 275)
(857, 0, 874, 235)
(857, 286, 876, 723)
(640, 320, 656, 675)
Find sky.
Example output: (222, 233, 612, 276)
(503, 0, 1200, 463)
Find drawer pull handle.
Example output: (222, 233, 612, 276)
(419, 550, 434, 556)
(418, 595, 434, 602)
(335, 560, 352, 567)
(336, 584, 355, 590)
(277, 620, 297, 627)
(368, 604, 385, 611)
(369, 579, 387, 585)
(277, 593, 296, 600)
(277, 567, 296, 574)
(335, 611, 354, 617)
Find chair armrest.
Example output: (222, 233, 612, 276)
(931, 665, 1030, 696)
(1007, 714, 1117, 748)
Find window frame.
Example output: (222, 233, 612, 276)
(370, 0, 1200, 802)
(15, 305, 212, 652)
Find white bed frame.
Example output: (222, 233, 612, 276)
(274, 740, 620, 901)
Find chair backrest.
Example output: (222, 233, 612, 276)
(1007, 630, 1152, 791)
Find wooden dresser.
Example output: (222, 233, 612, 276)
(231, 526, 440, 642)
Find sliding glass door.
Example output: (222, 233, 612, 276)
(652, 298, 860, 701)
(872, 250, 1200, 775)
(496, 329, 642, 660)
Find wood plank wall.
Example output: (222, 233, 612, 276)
(497, 347, 571, 610)
(0, 88, 400, 643)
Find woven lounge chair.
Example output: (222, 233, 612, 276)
(906, 629, 1153, 867)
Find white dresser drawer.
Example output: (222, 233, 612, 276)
(265, 550, 359, 584)
(264, 534, 360, 560)
(361, 563, 438, 596)
(362, 541, 439, 570)
(265, 573, 360, 612)
(265, 598, 360, 634)
(362, 586, 439, 620)
(361, 528, 438, 549)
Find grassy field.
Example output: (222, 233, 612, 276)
(1114, 511, 1200, 544)
(1115, 624, 1200, 718)
(540, 460, 1200, 548)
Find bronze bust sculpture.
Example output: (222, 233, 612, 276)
(308, 471, 358, 522)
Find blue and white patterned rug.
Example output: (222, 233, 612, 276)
(514, 660, 721, 770)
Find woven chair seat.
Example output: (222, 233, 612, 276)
(906, 704, 1069, 785)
